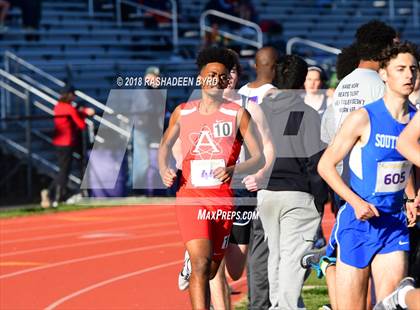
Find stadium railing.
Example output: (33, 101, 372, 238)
(286, 37, 341, 65)
(3, 51, 130, 142)
(200, 9, 263, 50)
(0, 69, 83, 197)
(0, 52, 135, 198)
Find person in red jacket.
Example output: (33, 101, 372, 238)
(41, 86, 95, 208)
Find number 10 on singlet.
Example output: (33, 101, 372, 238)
(213, 122, 232, 138)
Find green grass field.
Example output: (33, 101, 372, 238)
(0, 197, 171, 218)
(0, 203, 112, 218)
(302, 272, 329, 309)
(235, 271, 329, 310)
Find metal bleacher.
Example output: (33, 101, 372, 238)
(0, 0, 203, 200)
(0, 0, 201, 105)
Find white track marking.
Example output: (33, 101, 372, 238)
(1, 220, 176, 245)
(0, 242, 182, 280)
(0, 205, 172, 228)
(0, 229, 179, 257)
(78, 232, 130, 239)
(44, 259, 183, 310)
(0, 211, 174, 234)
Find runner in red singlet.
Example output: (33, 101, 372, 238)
(158, 47, 264, 309)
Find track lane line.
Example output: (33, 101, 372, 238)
(1, 220, 177, 245)
(0, 205, 173, 228)
(0, 211, 174, 235)
(43, 259, 184, 310)
(0, 229, 179, 257)
(0, 242, 182, 280)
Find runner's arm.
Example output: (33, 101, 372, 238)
(405, 170, 418, 226)
(242, 103, 275, 191)
(235, 107, 265, 175)
(318, 108, 380, 220)
(303, 109, 329, 210)
(396, 111, 420, 167)
(158, 106, 181, 187)
(213, 107, 265, 183)
(171, 138, 183, 170)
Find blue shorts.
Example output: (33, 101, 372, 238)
(326, 203, 409, 268)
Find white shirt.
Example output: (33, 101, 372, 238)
(231, 84, 274, 172)
(330, 68, 385, 137)
(238, 83, 275, 106)
(321, 68, 385, 176)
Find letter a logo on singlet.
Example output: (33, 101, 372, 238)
(192, 130, 220, 155)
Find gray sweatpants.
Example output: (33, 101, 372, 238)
(258, 190, 321, 310)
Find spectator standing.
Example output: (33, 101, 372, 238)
(303, 66, 331, 116)
(40, 86, 95, 208)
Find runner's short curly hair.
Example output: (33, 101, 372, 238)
(227, 49, 242, 78)
(196, 47, 235, 72)
(379, 41, 419, 69)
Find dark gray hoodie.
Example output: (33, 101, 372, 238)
(260, 90, 329, 210)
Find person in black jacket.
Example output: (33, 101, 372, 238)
(251, 55, 329, 309)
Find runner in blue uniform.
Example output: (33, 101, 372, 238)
(317, 42, 418, 309)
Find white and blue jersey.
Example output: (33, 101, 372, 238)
(348, 99, 415, 213)
(326, 99, 415, 268)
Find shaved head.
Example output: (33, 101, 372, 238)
(254, 46, 279, 83)
(255, 46, 278, 67)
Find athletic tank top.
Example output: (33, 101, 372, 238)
(238, 83, 275, 105)
(349, 99, 416, 213)
(177, 100, 242, 201)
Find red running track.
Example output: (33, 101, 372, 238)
(0, 204, 334, 309)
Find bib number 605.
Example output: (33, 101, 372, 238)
(384, 171, 406, 185)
